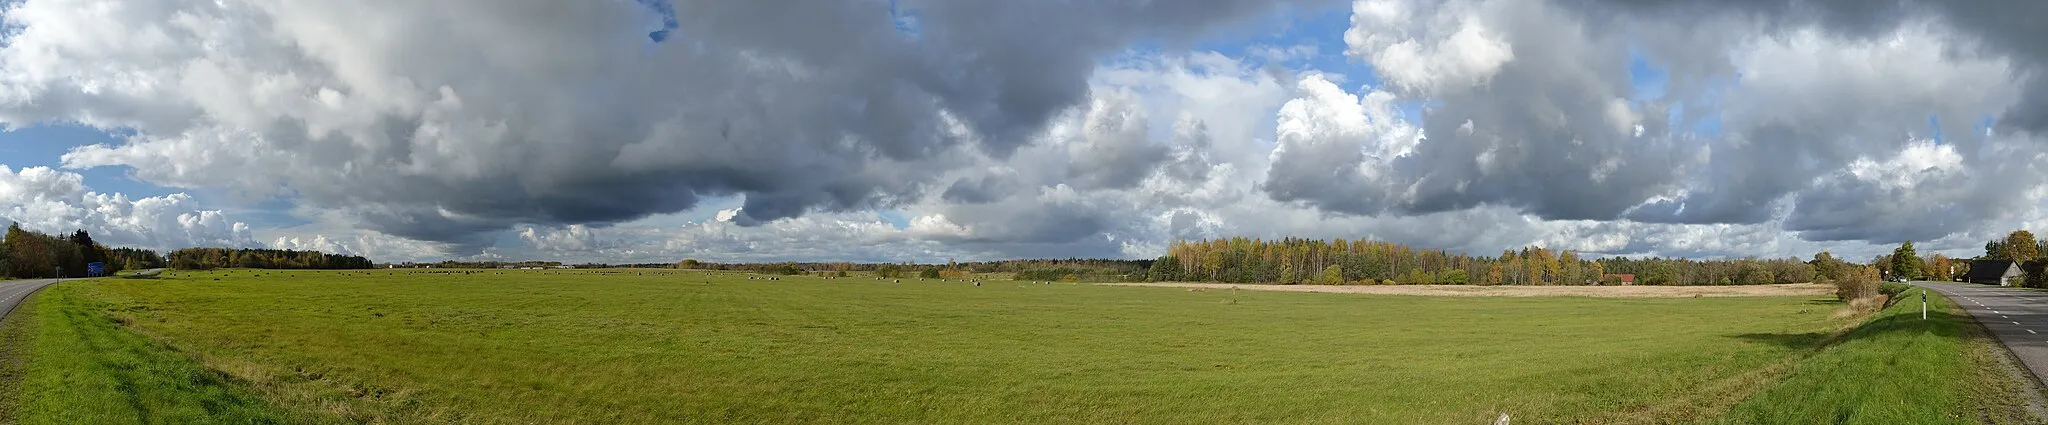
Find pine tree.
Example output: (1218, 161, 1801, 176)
(1986, 240, 2010, 260)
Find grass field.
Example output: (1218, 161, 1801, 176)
(2, 269, 2036, 424)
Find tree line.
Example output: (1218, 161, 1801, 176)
(1151, 237, 1873, 286)
(673, 258, 1152, 282)
(1, 224, 163, 278)
(168, 248, 373, 270)
(386, 260, 567, 269)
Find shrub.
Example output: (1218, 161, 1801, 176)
(1879, 282, 1911, 299)
(1314, 265, 1344, 285)
(1833, 266, 1883, 302)
(1444, 269, 1469, 285)
(1834, 279, 1876, 301)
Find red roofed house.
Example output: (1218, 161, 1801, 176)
(1602, 274, 1636, 286)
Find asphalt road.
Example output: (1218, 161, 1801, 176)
(0, 277, 62, 320)
(1915, 281, 2048, 386)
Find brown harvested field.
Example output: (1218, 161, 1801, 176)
(1101, 282, 1835, 298)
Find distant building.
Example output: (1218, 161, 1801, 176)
(1602, 274, 1636, 286)
(1966, 260, 2024, 286)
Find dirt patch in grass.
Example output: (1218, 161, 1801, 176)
(1103, 282, 1835, 298)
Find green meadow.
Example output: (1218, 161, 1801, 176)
(0, 269, 2034, 424)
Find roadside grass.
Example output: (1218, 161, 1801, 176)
(0, 289, 33, 422)
(9, 283, 325, 425)
(1716, 288, 2042, 424)
(20, 268, 1871, 424)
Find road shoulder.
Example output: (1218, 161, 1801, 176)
(1961, 303, 2048, 423)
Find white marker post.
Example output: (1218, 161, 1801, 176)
(1922, 290, 1928, 321)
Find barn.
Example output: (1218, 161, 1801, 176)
(1965, 260, 2024, 286)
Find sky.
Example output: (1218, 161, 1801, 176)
(1, 0, 2046, 264)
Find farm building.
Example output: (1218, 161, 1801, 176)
(1965, 260, 2024, 286)
(1601, 274, 1636, 285)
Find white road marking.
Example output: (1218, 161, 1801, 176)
(2017, 321, 2026, 325)
(2032, 330, 2040, 335)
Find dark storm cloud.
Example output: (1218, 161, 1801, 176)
(940, 175, 1014, 204)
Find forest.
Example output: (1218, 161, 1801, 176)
(167, 248, 374, 270)
(0, 224, 164, 278)
(1152, 237, 1872, 286)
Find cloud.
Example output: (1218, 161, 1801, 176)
(1303, 0, 1699, 221)
(1248, 43, 1322, 64)
(1629, 19, 2022, 227)
(518, 224, 606, 253)
(0, 164, 256, 250)
(1345, 0, 1516, 93)
(2, 0, 1332, 249)
(1261, 73, 1419, 213)
(270, 232, 445, 262)
(1264, 0, 2048, 249)
(1064, 89, 1170, 190)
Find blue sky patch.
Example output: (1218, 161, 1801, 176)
(0, 124, 179, 199)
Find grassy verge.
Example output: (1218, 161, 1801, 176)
(0, 291, 35, 423)
(1716, 288, 2042, 424)
(8, 282, 320, 425)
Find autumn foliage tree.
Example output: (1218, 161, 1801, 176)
(2006, 230, 2038, 262)
(1834, 265, 1884, 302)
